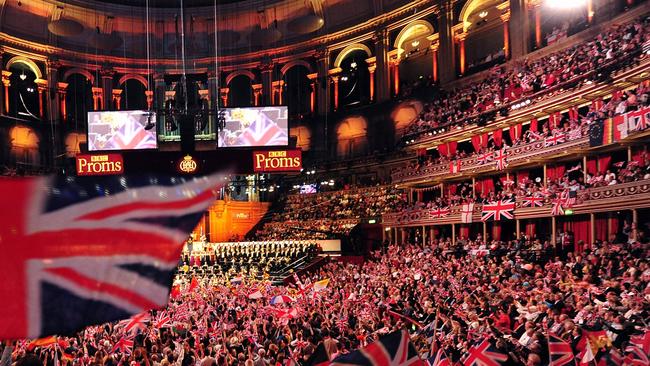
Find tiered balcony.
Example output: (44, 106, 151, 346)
(392, 136, 590, 185)
(382, 178, 650, 227)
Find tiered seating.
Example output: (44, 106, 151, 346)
(402, 16, 648, 142)
(179, 241, 319, 279)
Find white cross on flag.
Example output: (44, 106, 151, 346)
(461, 203, 475, 223)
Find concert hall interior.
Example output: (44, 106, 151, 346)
(0, 0, 649, 365)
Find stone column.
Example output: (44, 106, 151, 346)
(509, 0, 530, 59)
(315, 48, 330, 115)
(100, 68, 114, 110)
(428, 34, 440, 83)
(220, 88, 229, 107)
(46, 59, 61, 122)
(1, 70, 10, 114)
(91, 87, 103, 111)
(455, 32, 467, 76)
(271, 80, 284, 105)
(329, 72, 340, 111)
(530, 0, 542, 49)
(392, 58, 400, 96)
(372, 29, 391, 102)
(154, 73, 166, 110)
(57, 82, 68, 121)
(112, 89, 123, 110)
(260, 61, 275, 106)
(500, 12, 511, 59)
(35, 78, 48, 118)
(437, 0, 456, 84)
(307, 73, 317, 113)
(252, 84, 263, 106)
(365, 58, 376, 102)
(144, 90, 153, 110)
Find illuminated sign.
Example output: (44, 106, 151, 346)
(233, 212, 250, 220)
(564, 209, 574, 215)
(76, 154, 124, 176)
(253, 149, 302, 172)
(178, 155, 198, 174)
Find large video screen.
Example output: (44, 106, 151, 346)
(87, 110, 157, 151)
(218, 106, 288, 148)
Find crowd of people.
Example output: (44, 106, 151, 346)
(178, 242, 320, 279)
(4, 233, 648, 366)
(253, 186, 406, 241)
(402, 15, 649, 140)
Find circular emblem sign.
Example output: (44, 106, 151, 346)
(178, 155, 198, 174)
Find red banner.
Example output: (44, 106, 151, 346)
(253, 149, 302, 172)
(76, 154, 124, 176)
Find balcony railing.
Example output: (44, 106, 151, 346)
(392, 135, 590, 184)
(382, 178, 650, 227)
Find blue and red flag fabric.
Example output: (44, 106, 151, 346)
(330, 330, 423, 366)
(548, 333, 575, 366)
(0, 173, 227, 339)
(463, 340, 508, 366)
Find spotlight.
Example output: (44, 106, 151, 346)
(341, 76, 349, 81)
(411, 40, 420, 47)
(479, 11, 488, 18)
(19, 71, 26, 81)
(350, 61, 357, 69)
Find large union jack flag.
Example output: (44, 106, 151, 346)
(548, 333, 575, 366)
(108, 113, 157, 150)
(330, 330, 424, 366)
(0, 173, 227, 339)
(462, 340, 508, 366)
(238, 110, 288, 147)
(481, 199, 515, 221)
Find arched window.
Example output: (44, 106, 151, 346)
(338, 50, 371, 108)
(65, 74, 93, 130)
(283, 65, 311, 118)
(229, 75, 253, 107)
(7, 64, 39, 120)
(121, 79, 147, 110)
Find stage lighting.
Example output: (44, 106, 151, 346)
(545, 0, 586, 9)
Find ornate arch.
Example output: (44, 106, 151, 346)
(333, 44, 372, 68)
(118, 74, 149, 89)
(225, 70, 256, 85)
(458, 0, 495, 32)
(393, 20, 435, 51)
(280, 60, 313, 75)
(63, 68, 95, 85)
(5, 56, 42, 79)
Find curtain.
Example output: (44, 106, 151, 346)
(479, 178, 495, 196)
(530, 118, 539, 132)
(595, 216, 608, 242)
(459, 224, 470, 239)
(448, 184, 457, 196)
(525, 221, 536, 237)
(509, 124, 522, 141)
(598, 155, 612, 173)
(471, 135, 482, 153)
(448, 141, 458, 156)
(608, 215, 619, 242)
(587, 158, 598, 175)
(563, 216, 591, 253)
(569, 107, 579, 121)
(417, 148, 427, 157)
(548, 165, 566, 181)
(438, 143, 448, 157)
(482, 133, 489, 148)
(632, 146, 647, 164)
(493, 129, 503, 148)
(492, 222, 502, 241)
(517, 170, 529, 185)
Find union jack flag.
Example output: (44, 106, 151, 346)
(481, 199, 515, 221)
(153, 312, 172, 328)
(545, 133, 566, 147)
(0, 173, 227, 339)
(109, 113, 157, 150)
(111, 336, 134, 355)
(238, 110, 288, 147)
(548, 333, 575, 366)
(625, 346, 649, 366)
(521, 195, 544, 207)
(494, 149, 508, 171)
(551, 198, 565, 216)
(118, 312, 150, 335)
(629, 331, 650, 356)
(427, 349, 450, 366)
(430, 207, 450, 219)
(463, 340, 507, 366)
(331, 330, 423, 366)
(477, 152, 493, 165)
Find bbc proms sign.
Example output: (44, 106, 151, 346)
(253, 150, 302, 172)
(76, 154, 124, 176)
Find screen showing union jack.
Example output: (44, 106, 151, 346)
(87, 111, 157, 151)
(218, 106, 288, 148)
